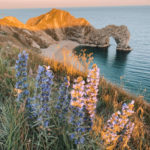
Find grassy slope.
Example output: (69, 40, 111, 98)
(0, 45, 150, 149)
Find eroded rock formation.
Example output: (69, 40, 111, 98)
(82, 25, 131, 50)
(0, 8, 131, 51)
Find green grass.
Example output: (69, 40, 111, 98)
(0, 45, 150, 150)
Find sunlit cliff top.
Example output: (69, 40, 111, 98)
(0, 8, 90, 30)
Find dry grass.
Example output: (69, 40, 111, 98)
(95, 76, 150, 149)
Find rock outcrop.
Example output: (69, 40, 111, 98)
(82, 25, 131, 50)
(0, 8, 131, 51)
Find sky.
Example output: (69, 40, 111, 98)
(0, 0, 150, 9)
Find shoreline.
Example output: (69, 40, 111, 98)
(41, 40, 79, 63)
(41, 40, 86, 71)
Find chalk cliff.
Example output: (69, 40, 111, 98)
(0, 9, 131, 51)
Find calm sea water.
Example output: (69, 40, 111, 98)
(0, 6, 150, 102)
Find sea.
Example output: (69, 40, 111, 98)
(0, 6, 150, 102)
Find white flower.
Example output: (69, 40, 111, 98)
(117, 111, 121, 115)
(131, 100, 135, 104)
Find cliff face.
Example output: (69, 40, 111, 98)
(0, 16, 55, 49)
(0, 9, 131, 51)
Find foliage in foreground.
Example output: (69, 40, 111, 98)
(0, 46, 150, 150)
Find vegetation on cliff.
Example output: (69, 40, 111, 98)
(0, 45, 149, 150)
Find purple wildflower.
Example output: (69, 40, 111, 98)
(15, 50, 29, 102)
(55, 76, 70, 122)
(30, 65, 54, 128)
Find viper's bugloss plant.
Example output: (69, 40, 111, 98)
(85, 64, 100, 120)
(15, 50, 29, 102)
(69, 76, 91, 146)
(29, 65, 54, 128)
(69, 105, 87, 145)
(101, 100, 135, 148)
(1, 47, 149, 150)
(55, 76, 70, 122)
(70, 76, 85, 108)
(123, 121, 135, 143)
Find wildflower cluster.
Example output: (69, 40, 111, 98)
(55, 76, 70, 121)
(120, 101, 135, 144)
(123, 121, 135, 143)
(85, 64, 100, 120)
(69, 76, 87, 145)
(29, 65, 54, 128)
(13, 51, 140, 149)
(15, 50, 29, 102)
(69, 64, 100, 145)
(69, 106, 87, 145)
(71, 76, 85, 108)
(101, 100, 135, 145)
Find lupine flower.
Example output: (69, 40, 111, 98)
(55, 76, 70, 121)
(29, 65, 54, 128)
(101, 100, 135, 146)
(15, 50, 29, 102)
(85, 64, 100, 120)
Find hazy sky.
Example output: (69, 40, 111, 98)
(0, 0, 150, 9)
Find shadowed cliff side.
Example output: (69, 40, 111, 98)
(0, 8, 131, 51)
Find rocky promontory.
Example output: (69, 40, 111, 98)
(0, 8, 131, 51)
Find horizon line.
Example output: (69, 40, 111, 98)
(0, 4, 150, 10)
